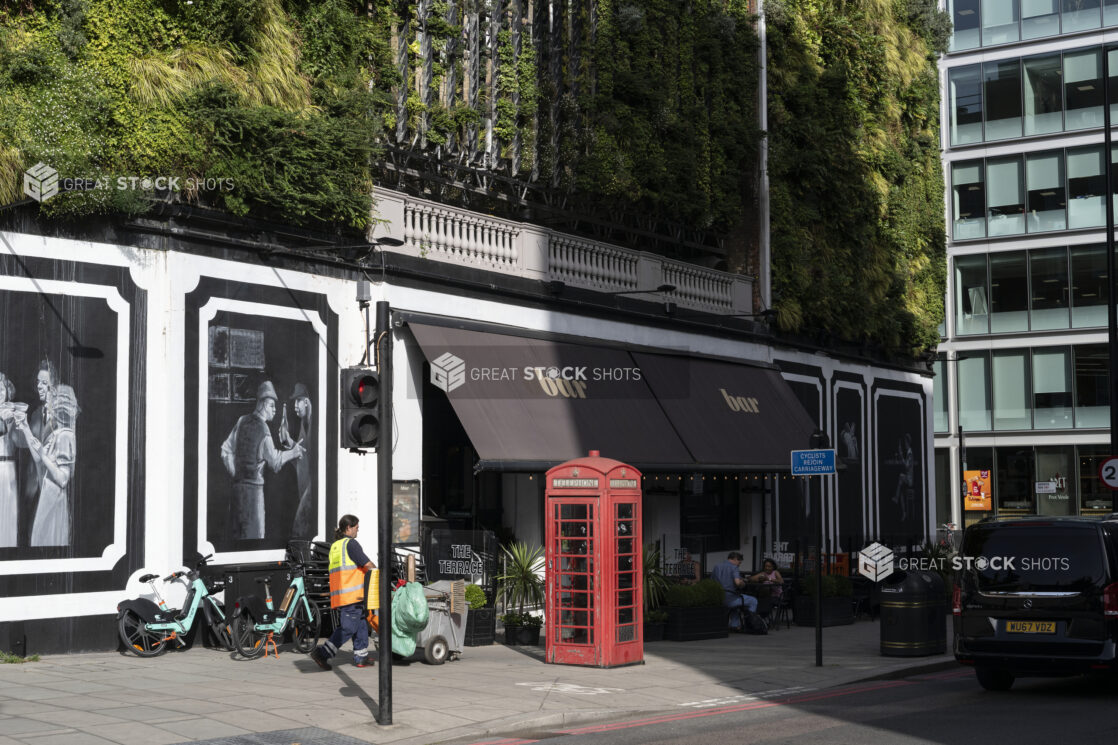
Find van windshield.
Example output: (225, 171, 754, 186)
(962, 526, 1107, 592)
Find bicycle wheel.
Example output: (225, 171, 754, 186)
(232, 613, 267, 659)
(118, 609, 169, 657)
(292, 599, 321, 654)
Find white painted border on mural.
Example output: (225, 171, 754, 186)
(197, 297, 328, 564)
(0, 276, 130, 575)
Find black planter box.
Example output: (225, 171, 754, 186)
(793, 596, 855, 627)
(464, 607, 496, 646)
(643, 623, 665, 642)
(665, 606, 729, 641)
(502, 623, 541, 645)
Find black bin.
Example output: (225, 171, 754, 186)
(210, 561, 293, 613)
(879, 570, 946, 657)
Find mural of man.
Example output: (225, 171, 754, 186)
(0, 372, 25, 548)
(891, 432, 915, 522)
(221, 381, 305, 540)
(279, 382, 314, 539)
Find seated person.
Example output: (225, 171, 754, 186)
(712, 551, 757, 630)
(678, 548, 700, 585)
(747, 557, 784, 598)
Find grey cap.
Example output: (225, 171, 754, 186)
(256, 381, 278, 401)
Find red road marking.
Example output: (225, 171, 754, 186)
(556, 680, 914, 736)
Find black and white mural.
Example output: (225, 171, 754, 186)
(779, 374, 824, 553)
(184, 279, 338, 564)
(835, 382, 865, 551)
(875, 389, 926, 541)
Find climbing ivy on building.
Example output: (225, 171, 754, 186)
(765, 0, 947, 355)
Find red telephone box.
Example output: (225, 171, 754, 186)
(545, 450, 643, 667)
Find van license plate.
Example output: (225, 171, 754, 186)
(1005, 621, 1056, 634)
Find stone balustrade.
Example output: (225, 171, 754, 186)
(374, 187, 752, 314)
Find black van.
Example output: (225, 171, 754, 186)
(954, 516, 1118, 691)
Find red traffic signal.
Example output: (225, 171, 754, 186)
(341, 367, 379, 449)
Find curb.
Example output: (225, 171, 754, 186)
(853, 658, 961, 682)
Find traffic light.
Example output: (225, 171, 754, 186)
(341, 366, 379, 449)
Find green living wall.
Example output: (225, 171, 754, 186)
(766, 0, 948, 355)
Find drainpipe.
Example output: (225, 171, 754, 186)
(758, 0, 772, 311)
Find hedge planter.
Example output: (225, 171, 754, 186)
(502, 623, 541, 646)
(464, 607, 496, 647)
(665, 606, 729, 641)
(793, 596, 855, 627)
(643, 623, 665, 642)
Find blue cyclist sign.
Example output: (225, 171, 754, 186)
(791, 449, 837, 476)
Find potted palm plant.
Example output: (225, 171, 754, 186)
(498, 542, 545, 645)
(643, 544, 669, 641)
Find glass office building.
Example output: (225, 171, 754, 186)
(939, 3, 1118, 527)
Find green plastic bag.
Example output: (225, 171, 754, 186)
(391, 581, 430, 656)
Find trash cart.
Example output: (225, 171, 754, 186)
(415, 580, 467, 665)
(879, 570, 946, 657)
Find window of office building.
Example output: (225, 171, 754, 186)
(1071, 244, 1108, 327)
(1079, 444, 1113, 514)
(993, 350, 1031, 430)
(1109, 0, 1118, 27)
(934, 358, 949, 433)
(1023, 0, 1061, 40)
(1074, 344, 1110, 426)
(1029, 247, 1070, 330)
(996, 447, 1036, 514)
(949, 65, 984, 146)
(1024, 54, 1063, 136)
(1067, 146, 1106, 228)
(1064, 50, 1103, 130)
(984, 0, 1022, 44)
(987, 158, 1026, 236)
(990, 250, 1029, 332)
(954, 161, 987, 239)
(984, 60, 1023, 140)
(1032, 346, 1074, 429)
(1035, 446, 1076, 515)
(960, 352, 992, 431)
(950, 0, 982, 50)
(955, 254, 989, 335)
(1026, 152, 1066, 232)
(1063, 0, 1102, 33)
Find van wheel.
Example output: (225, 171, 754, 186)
(976, 666, 1015, 691)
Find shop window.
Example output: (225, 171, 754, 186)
(933, 359, 949, 433)
(1029, 247, 1070, 330)
(1070, 244, 1108, 327)
(963, 446, 995, 527)
(1032, 347, 1074, 429)
(993, 350, 1031, 430)
(1079, 445, 1113, 514)
(1063, 0, 1102, 33)
(990, 250, 1028, 331)
(996, 447, 1036, 515)
(959, 352, 992, 431)
(1024, 55, 1063, 136)
(986, 158, 1025, 237)
(984, 0, 1021, 44)
(984, 60, 1022, 140)
(1036, 446, 1075, 516)
(1026, 152, 1066, 233)
(1066, 146, 1106, 229)
(1064, 50, 1103, 131)
(953, 161, 987, 239)
(679, 476, 739, 553)
(1023, 0, 1060, 40)
(935, 449, 952, 528)
(950, 0, 982, 50)
(955, 254, 989, 335)
(949, 65, 984, 146)
(1073, 344, 1110, 427)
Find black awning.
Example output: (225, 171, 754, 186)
(631, 352, 818, 471)
(408, 323, 694, 469)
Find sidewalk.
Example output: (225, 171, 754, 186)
(0, 617, 957, 745)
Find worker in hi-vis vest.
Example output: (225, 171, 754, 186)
(312, 514, 376, 670)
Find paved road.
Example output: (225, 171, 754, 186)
(448, 668, 1118, 745)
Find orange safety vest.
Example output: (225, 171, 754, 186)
(329, 537, 367, 608)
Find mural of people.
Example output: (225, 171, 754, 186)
(14, 360, 57, 545)
(0, 372, 26, 548)
(17, 384, 79, 546)
(279, 382, 315, 539)
(892, 432, 915, 522)
(221, 380, 305, 540)
(840, 420, 859, 460)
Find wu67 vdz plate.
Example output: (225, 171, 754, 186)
(1005, 620, 1056, 634)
